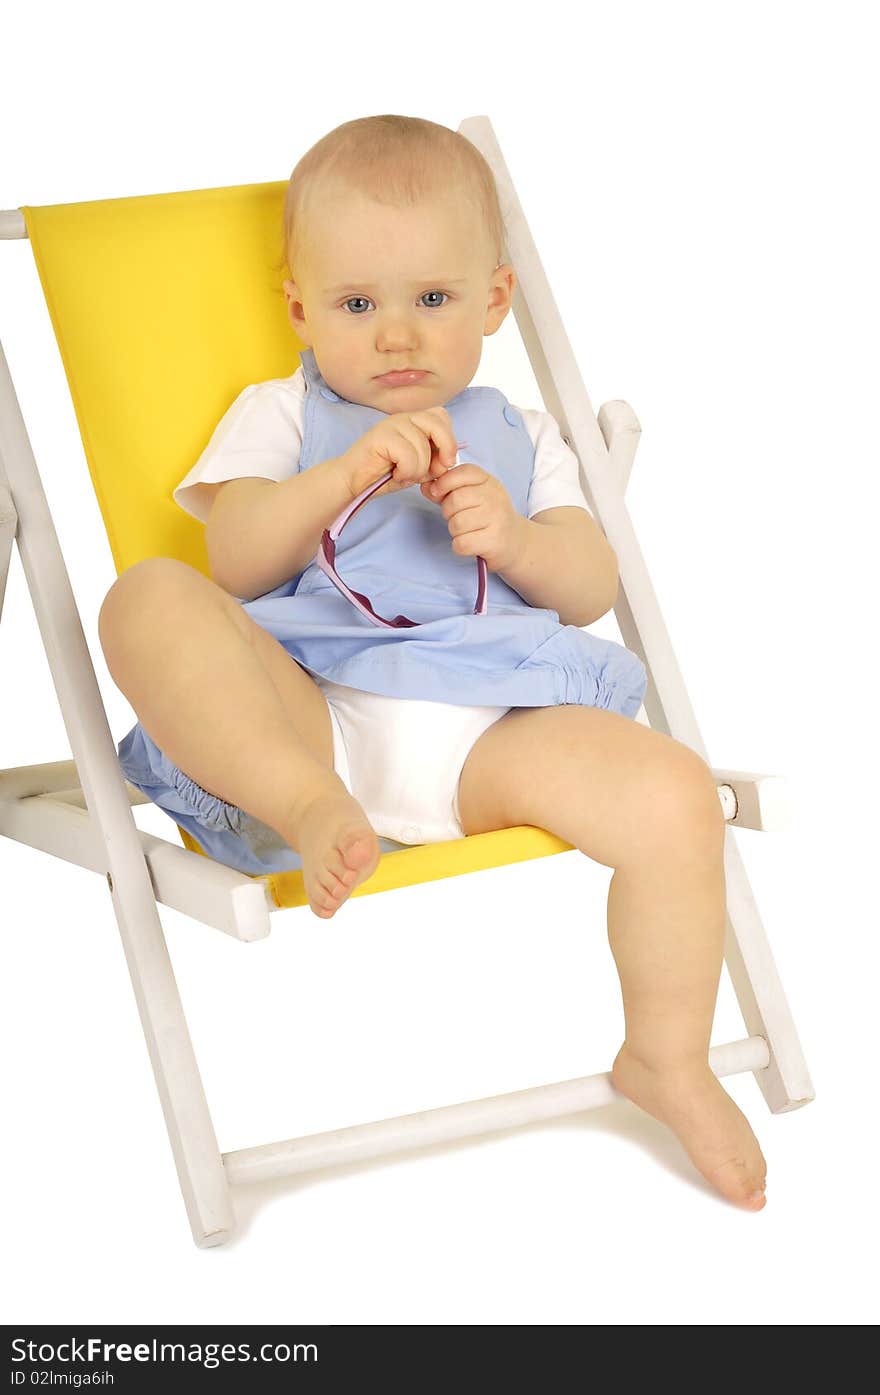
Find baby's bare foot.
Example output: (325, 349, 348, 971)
(288, 789, 381, 918)
(610, 1043, 768, 1210)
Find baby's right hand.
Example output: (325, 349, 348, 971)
(341, 409, 459, 500)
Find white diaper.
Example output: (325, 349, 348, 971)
(311, 674, 511, 845)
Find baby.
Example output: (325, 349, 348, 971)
(98, 114, 767, 1212)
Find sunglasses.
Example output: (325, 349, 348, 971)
(316, 440, 488, 628)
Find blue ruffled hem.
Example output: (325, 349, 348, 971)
(116, 724, 301, 876)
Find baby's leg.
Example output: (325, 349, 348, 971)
(98, 557, 380, 917)
(455, 705, 767, 1210)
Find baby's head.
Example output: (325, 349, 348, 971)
(279, 114, 516, 411)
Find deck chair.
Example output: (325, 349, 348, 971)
(0, 115, 815, 1248)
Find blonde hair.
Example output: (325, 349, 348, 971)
(275, 114, 507, 285)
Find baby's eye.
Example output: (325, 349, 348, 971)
(340, 291, 450, 314)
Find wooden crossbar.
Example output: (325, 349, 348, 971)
(222, 1036, 771, 1186)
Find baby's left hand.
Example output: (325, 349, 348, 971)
(420, 460, 526, 574)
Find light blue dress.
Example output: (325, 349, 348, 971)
(116, 348, 647, 873)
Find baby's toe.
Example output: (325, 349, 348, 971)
(711, 1156, 767, 1210)
(339, 825, 381, 875)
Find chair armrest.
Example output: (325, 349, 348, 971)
(712, 768, 791, 831)
(596, 400, 642, 493)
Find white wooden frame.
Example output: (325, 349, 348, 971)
(0, 115, 814, 1248)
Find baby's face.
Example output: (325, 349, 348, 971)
(283, 184, 516, 412)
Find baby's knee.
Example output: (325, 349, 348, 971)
(640, 745, 726, 849)
(100, 558, 198, 635)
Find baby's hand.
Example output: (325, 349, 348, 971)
(419, 452, 458, 499)
(425, 462, 527, 574)
(342, 408, 458, 499)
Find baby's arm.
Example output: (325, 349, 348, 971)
(498, 508, 618, 626)
(428, 456, 618, 628)
(206, 457, 354, 601)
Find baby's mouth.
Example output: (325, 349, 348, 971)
(375, 369, 430, 385)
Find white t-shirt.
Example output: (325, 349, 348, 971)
(173, 367, 593, 526)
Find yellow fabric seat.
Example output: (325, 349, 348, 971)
(21, 183, 574, 909)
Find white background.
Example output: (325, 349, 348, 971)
(1, 0, 877, 1326)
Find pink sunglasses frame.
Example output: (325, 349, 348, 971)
(316, 440, 488, 629)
